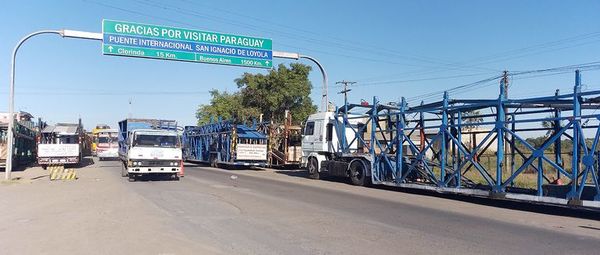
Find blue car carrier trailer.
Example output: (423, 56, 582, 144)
(302, 70, 600, 209)
(183, 120, 268, 168)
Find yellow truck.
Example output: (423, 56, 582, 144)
(91, 124, 111, 156)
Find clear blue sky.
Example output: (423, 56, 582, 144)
(1, 0, 599, 129)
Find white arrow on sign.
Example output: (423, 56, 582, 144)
(265, 61, 269, 65)
(108, 45, 113, 52)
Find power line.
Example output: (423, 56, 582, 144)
(406, 75, 503, 103)
(355, 32, 600, 82)
(1, 90, 211, 96)
(89, 0, 600, 85)
(175, 0, 469, 69)
(336, 80, 356, 106)
(106, 0, 498, 72)
(345, 72, 495, 87)
(405, 62, 600, 104)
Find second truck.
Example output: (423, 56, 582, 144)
(118, 118, 182, 181)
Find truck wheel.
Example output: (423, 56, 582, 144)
(349, 161, 366, 186)
(210, 155, 218, 168)
(128, 175, 136, 182)
(121, 163, 128, 177)
(307, 157, 319, 179)
(41, 165, 47, 170)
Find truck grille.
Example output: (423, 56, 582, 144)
(142, 160, 166, 166)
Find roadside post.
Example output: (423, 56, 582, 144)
(6, 20, 326, 179)
(6, 30, 102, 180)
(272, 51, 329, 112)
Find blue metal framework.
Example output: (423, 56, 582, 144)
(336, 71, 600, 207)
(1, 120, 39, 167)
(183, 120, 268, 167)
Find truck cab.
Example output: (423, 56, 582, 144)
(301, 111, 371, 185)
(37, 123, 83, 168)
(119, 118, 182, 181)
(96, 129, 119, 161)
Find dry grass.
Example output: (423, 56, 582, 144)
(426, 153, 588, 190)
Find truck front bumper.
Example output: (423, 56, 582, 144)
(128, 166, 180, 174)
(97, 149, 119, 159)
(38, 157, 79, 165)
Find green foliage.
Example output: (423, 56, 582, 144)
(196, 90, 260, 125)
(462, 110, 484, 132)
(196, 63, 318, 125)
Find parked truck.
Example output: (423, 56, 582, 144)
(301, 110, 374, 185)
(118, 118, 182, 181)
(96, 129, 119, 161)
(257, 111, 303, 168)
(0, 112, 40, 169)
(91, 124, 111, 156)
(37, 122, 84, 169)
(183, 120, 268, 168)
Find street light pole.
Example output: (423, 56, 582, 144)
(5, 29, 102, 180)
(272, 51, 328, 112)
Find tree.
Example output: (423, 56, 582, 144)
(462, 110, 484, 150)
(541, 114, 561, 138)
(462, 110, 484, 132)
(235, 63, 317, 124)
(196, 90, 260, 125)
(196, 63, 318, 125)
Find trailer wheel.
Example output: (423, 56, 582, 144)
(307, 157, 319, 179)
(210, 155, 218, 168)
(349, 160, 366, 186)
(121, 163, 128, 177)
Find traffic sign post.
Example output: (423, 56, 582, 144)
(6, 23, 328, 180)
(102, 20, 273, 68)
(6, 29, 102, 180)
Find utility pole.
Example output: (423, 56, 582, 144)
(5, 29, 102, 180)
(502, 71, 509, 181)
(336, 80, 356, 107)
(336, 80, 356, 152)
(128, 98, 132, 119)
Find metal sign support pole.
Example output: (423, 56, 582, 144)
(6, 29, 102, 180)
(272, 51, 328, 112)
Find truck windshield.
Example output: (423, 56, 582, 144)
(39, 134, 79, 144)
(133, 135, 179, 148)
(98, 136, 118, 143)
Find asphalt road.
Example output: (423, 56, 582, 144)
(1, 159, 600, 255)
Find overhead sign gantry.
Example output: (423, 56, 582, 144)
(102, 20, 273, 68)
(5, 20, 328, 180)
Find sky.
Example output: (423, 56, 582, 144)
(0, 0, 599, 130)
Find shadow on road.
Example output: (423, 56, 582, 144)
(375, 184, 600, 221)
(77, 157, 95, 168)
(272, 168, 600, 220)
(130, 174, 181, 182)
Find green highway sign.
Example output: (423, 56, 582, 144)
(102, 20, 273, 68)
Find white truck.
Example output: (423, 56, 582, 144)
(118, 119, 182, 182)
(37, 123, 83, 169)
(96, 129, 119, 161)
(301, 111, 373, 185)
